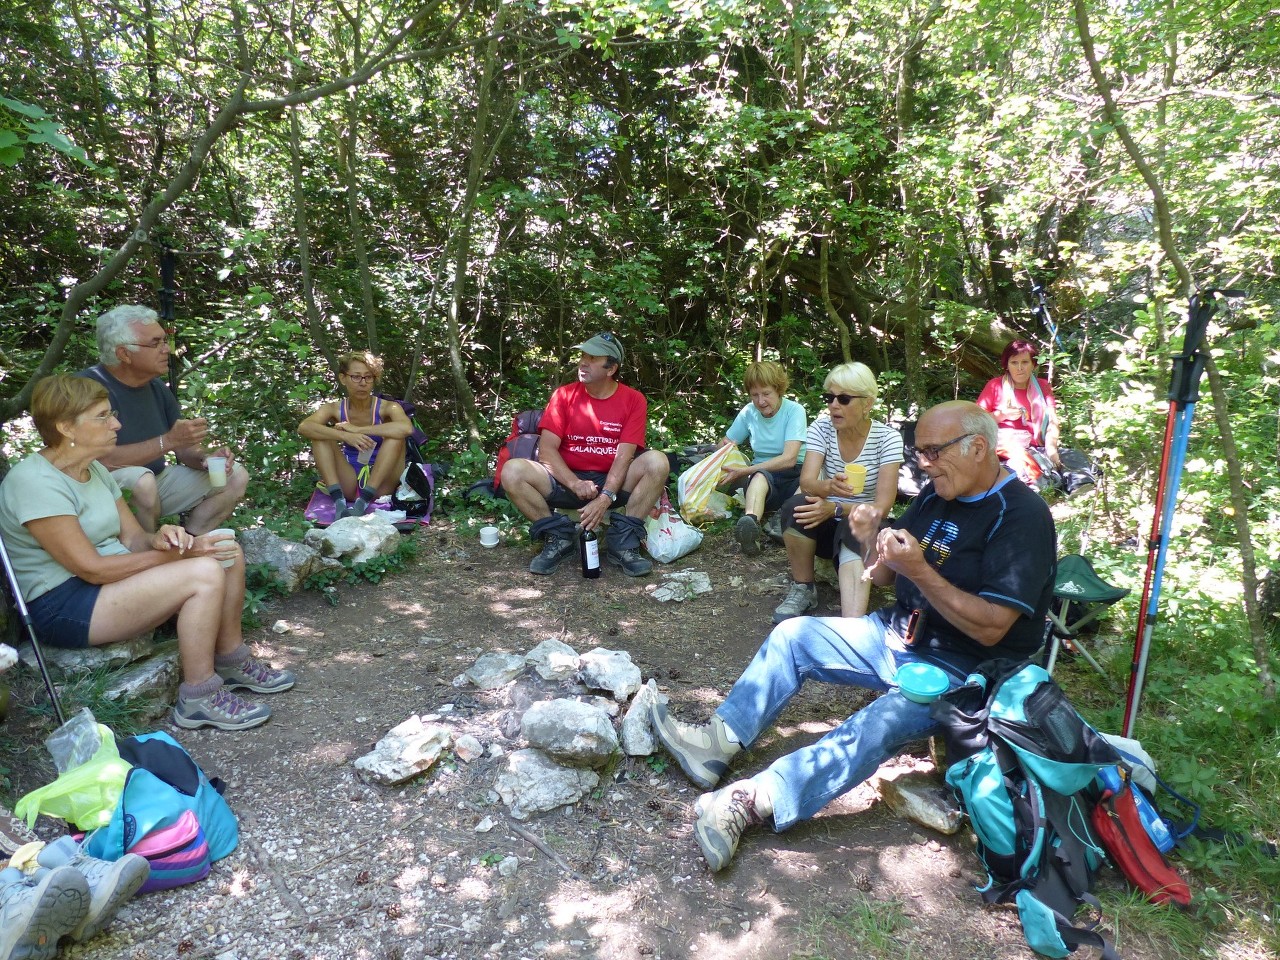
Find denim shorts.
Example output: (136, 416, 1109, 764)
(729, 465, 801, 512)
(25, 576, 100, 648)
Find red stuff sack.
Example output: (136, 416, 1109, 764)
(1092, 785, 1192, 907)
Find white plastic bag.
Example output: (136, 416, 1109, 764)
(645, 492, 703, 563)
(677, 443, 749, 525)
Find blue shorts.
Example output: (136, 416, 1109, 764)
(729, 465, 801, 513)
(25, 577, 99, 649)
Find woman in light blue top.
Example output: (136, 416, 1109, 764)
(718, 361, 807, 556)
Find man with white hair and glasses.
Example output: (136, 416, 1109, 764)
(651, 401, 1056, 872)
(78, 305, 247, 534)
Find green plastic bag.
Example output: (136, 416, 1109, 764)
(14, 724, 130, 830)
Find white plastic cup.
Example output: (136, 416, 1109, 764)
(206, 456, 228, 489)
(357, 444, 375, 465)
(843, 462, 867, 495)
(479, 526, 500, 548)
(207, 528, 237, 568)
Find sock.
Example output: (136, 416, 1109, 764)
(326, 484, 343, 499)
(179, 674, 223, 701)
(748, 775, 775, 818)
(358, 485, 377, 503)
(713, 714, 743, 745)
(215, 646, 250, 670)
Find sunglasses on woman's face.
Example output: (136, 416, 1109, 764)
(821, 393, 868, 406)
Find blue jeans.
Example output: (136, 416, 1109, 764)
(715, 614, 977, 831)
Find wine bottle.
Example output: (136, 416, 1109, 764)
(580, 527, 601, 579)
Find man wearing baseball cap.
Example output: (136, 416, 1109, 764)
(501, 332, 669, 576)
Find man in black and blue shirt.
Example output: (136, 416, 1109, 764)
(653, 401, 1056, 871)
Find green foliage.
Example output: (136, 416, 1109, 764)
(795, 896, 914, 959)
(32, 669, 156, 735)
(643, 754, 668, 774)
(303, 536, 420, 595)
(243, 563, 289, 629)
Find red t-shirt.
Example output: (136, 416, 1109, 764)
(540, 381, 648, 473)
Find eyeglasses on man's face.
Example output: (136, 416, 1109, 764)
(83, 409, 120, 424)
(129, 337, 168, 350)
(914, 433, 973, 462)
(822, 392, 868, 406)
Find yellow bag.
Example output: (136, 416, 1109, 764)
(14, 724, 130, 830)
(677, 444, 750, 525)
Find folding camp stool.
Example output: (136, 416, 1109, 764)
(1044, 554, 1130, 677)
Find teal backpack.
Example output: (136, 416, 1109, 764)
(932, 660, 1123, 959)
(84, 731, 238, 864)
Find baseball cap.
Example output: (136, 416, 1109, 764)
(573, 332, 624, 364)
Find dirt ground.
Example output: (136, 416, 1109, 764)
(4, 521, 1203, 960)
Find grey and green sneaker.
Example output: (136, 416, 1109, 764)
(772, 580, 818, 624)
(693, 781, 766, 872)
(173, 687, 271, 731)
(218, 655, 295, 693)
(649, 704, 740, 790)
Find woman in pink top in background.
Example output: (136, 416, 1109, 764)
(976, 340, 1096, 496)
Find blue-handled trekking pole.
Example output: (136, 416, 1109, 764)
(1122, 290, 1223, 737)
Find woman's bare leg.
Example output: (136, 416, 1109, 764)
(88, 556, 231, 684)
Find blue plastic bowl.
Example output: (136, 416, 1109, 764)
(896, 663, 950, 704)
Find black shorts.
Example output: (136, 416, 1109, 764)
(545, 470, 633, 510)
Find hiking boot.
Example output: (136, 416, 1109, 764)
(34, 839, 149, 942)
(218, 655, 296, 694)
(763, 512, 784, 544)
(1067, 479, 1096, 499)
(772, 581, 818, 624)
(0, 866, 89, 960)
(606, 545, 652, 577)
(650, 704, 740, 790)
(173, 686, 271, 731)
(529, 535, 576, 575)
(692, 781, 766, 872)
(734, 515, 761, 556)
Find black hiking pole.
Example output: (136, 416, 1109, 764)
(1122, 289, 1239, 737)
(1031, 279, 1058, 380)
(0, 530, 66, 726)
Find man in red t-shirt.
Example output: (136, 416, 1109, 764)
(502, 333, 669, 576)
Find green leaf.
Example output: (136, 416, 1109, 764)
(0, 95, 46, 119)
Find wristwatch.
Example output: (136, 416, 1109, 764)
(833, 504, 844, 521)
(601, 489, 618, 503)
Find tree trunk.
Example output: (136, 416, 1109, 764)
(343, 86, 380, 353)
(290, 104, 338, 374)
(1074, 0, 1273, 700)
(443, 4, 509, 443)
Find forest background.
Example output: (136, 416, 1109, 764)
(0, 0, 1277, 951)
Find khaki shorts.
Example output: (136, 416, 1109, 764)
(111, 464, 215, 517)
